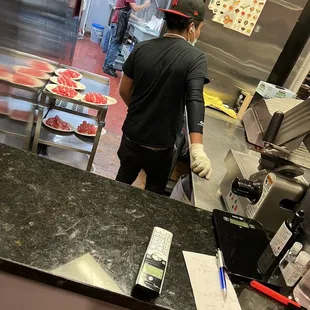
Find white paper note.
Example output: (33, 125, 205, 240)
(183, 251, 242, 310)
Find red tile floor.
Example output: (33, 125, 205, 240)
(72, 37, 146, 188)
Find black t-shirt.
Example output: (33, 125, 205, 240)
(122, 37, 207, 148)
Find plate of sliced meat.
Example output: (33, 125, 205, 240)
(29, 59, 56, 73)
(12, 73, 44, 88)
(43, 115, 74, 132)
(81, 93, 117, 106)
(50, 76, 86, 90)
(0, 66, 13, 82)
(55, 69, 82, 80)
(46, 84, 82, 100)
(14, 66, 50, 80)
(75, 121, 106, 137)
(0, 72, 12, 83)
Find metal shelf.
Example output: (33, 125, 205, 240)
(0, 116, 27, 137)
(52, 99, 99, 120)
(0, 96, 37, 149)
(38, 127, 93, 154)
(32, 68, 110, 171)
(37, 109, 96, 154)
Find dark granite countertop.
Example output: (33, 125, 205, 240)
(0, 144, 284, 310)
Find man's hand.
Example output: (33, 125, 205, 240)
(130, 0, 151, 11)
(144, 0, 151, 8)
(189, 143, 212, 180)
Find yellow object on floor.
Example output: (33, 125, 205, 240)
(203, 92, 237, 119)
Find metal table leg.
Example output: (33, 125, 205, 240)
(86, 109, 107, 172)
(32, 94, 46, 154)
(24, 104, 36, 151)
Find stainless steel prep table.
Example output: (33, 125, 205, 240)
(191, 108, 248, 211)
(32, 66, 110, 171)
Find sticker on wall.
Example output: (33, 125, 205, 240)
(209, 0, 266, 36)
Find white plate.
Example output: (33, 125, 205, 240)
(80, 94, 117, 106)
(75, 128, 106, 137)
(29, 60, 56, 73)
(13, 66, 50, 80)
(46, 84, 82, 100)
(43, 118, 75, 133)
(55, 69, 82, 80)
(50, 76, 86, 90)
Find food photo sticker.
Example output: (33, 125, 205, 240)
(209, 0, 266, 36)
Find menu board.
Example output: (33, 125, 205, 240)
(209, 0, 266, 36)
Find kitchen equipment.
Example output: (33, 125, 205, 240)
(220, 97, 310, 233)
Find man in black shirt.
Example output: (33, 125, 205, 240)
(116, 0, 212, 194)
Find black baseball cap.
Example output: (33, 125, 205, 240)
(158, 0, 206, 22)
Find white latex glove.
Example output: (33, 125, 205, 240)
(189, 143, 212, 180)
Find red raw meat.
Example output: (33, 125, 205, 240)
(0, 66, 12, 82)
(77, 121, 97, 135)
(12, 73, 40, 87)
(59, 69, 81, 79)
(45, 115, 71, 131)
(30, 60, 54, 73)
(57, 76, 77, 88)
(0, 65, 10, 73)
(15, 66, 48, 79)
(0, 100, 9, 115)
(0, 72, 12, 82)
(9, 110, 30, 122)
(84, 93, 107, 105)
(51, 85, 79, 98)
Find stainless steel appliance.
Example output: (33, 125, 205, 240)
(220, 149, 308, 232)
(0, 0, 79, 65)
(220, 98, 310, 232)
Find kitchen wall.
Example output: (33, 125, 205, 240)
(199, 0, 308, 106)
(85, 0, 112, 32)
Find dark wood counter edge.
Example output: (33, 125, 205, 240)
(0, 257, 170, 310)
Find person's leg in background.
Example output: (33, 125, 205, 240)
(116, 136, 141, 185)
(103, 23, 121, 77)
(143, 148, 174, 195)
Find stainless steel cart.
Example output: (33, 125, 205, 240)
(32, 67, 110, 171)
(0, 48, 58, 150)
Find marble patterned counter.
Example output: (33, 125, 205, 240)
(0, 143, 284, 309)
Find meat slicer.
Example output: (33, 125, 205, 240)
(220, 98, 310, 232)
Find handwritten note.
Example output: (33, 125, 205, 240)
(183, 251, 242, 310)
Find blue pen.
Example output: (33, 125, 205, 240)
(217, 248, 227, 299)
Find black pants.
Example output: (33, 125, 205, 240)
(116, 136, 174, 195)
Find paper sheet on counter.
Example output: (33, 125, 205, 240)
(52, 253, 123, 294)
(183, 251, 242, 310)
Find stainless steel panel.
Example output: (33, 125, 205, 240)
(192, 109, 248, 211)
(137, 0, 170, 22)
(285, 38, 310, 93)
(0, 0, 78, 64)
(199, 0, 308, 106)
